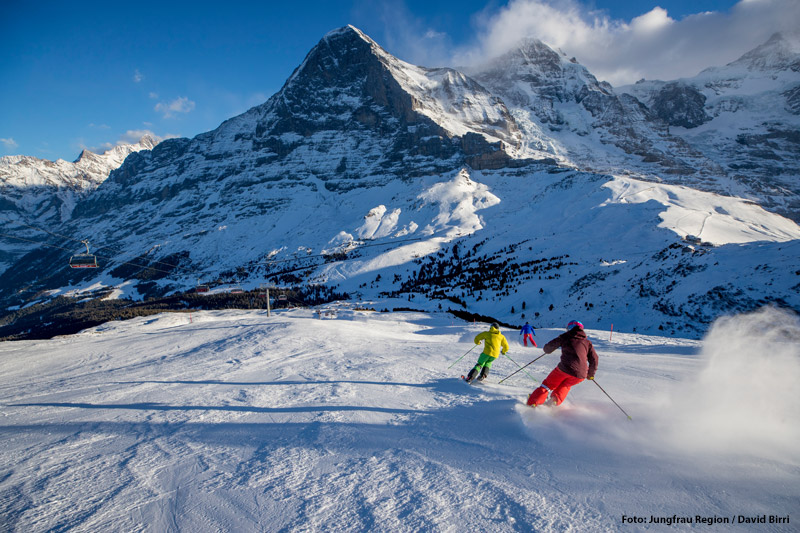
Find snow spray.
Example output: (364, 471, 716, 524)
(662, 306, 800, 458)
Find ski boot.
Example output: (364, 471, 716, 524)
(477, 367, 490, 382)
(465, 368, 478, 383)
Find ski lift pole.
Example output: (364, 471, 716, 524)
(591, 378, 632, 421)
(447, 344, 478, 369)
(498, 351, 548, 384)
(502, 352, 539, 384)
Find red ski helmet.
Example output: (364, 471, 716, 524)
(566, 320, 584, 330)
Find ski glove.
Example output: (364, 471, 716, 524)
(588, 376, 594, 380)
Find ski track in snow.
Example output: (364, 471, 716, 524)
(0, 309, 798, 532)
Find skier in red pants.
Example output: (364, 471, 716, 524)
(527, 320, 598, 407)
(520, 322, 537, 347)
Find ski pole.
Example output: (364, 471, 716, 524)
(447, 344, 478, 369)
(591, 378, 632, 420)
(498, 351, 547, 384)
(502, 352, 539, 384)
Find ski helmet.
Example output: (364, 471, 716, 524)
(566, 320, 583, 330)
(491, 322, 500, 330)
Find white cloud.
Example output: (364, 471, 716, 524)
(1, 137, 19, 150)
(424, 29, 446, 40)
(134, 69, 144, 83)
(453, 0, 800, 85)
(629, 7, 674, 34)
(154, 96, 196, 118)
(94, 142, 115, 152)
(371, 0, 799, 86)
(118, 129, 161, 145)
(246, 92, 269, 107)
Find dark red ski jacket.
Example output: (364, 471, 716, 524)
(542, 327, 598, 379)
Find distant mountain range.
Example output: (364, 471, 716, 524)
(0, 135, 159, 273)
(1, 26, 798, 337)
(618, 31, 800, 219)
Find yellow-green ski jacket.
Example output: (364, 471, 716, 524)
(474, 326, 509, 359)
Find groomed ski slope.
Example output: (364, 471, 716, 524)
(0, 306, 798, 532)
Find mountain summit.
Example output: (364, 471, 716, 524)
(727, 31, 800, 72)
(226, 24, 526, 176)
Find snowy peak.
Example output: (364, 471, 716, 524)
(0, 134, 159, 192)
(286, 24, 384, 88)
(727, 32, 800, 72)
(467, 37, 713, 177)
(0, 134, 160, 274)
(469, 38, 610, 108)
(617, 32, 800, 220)
(227, 25, 527, 175)
(73, 134, 160, 174)
(322, 24, 385, 56)
(281, 23, 520, 143)
(260, 25, 430, 136)
(323, 24, 373, 42)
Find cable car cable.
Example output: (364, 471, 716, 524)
(0, 231, 177, 276)
(14, 222, 185, 271)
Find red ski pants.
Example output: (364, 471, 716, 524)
(523, 334, 537, 347)
(526, 367, 584, 406)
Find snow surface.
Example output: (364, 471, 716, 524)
(1, 305, 797, 531)
(602, 177, 800, 244)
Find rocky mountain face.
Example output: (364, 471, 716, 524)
(0, 135, 158, 274)
(70, 27, 540, 228)
(1, 27, 798, 337)
(469, 38, 762, 196)
(618, 32, 800, 221)
(649, 82, 710, 129)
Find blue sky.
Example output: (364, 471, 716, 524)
(1, 0, 797, 162)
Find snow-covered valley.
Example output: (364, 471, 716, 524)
(1, 306, 797, 531)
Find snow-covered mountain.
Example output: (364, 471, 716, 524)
(0, 27, 798, 338)
(0, 135, 159, 273)
(618, 32, 800, 221)
(467, 38, 722, 180)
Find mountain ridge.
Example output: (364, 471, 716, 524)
(0, 27, 798, 338)
(0, 134, 159, 274)
(618, 31, 800, 221)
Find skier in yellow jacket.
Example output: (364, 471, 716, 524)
(465, 323, 510, 383)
